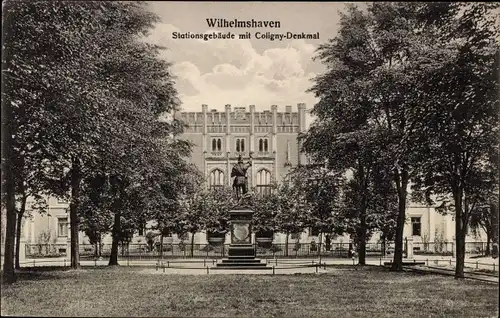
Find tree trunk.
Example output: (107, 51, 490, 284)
(359, 203, 367, 265)
(70, 157, 82, 269)
(358, 230, 367, 265)
(2, 101, 17, 284)
(454, 191, 465, 278)
(391, 171, 408, 271)
(485, 230, 491, 256)
(160, 234, 164, 259)
(285, 232, 289, 257)
(382, 236, 386, 257)
(190, 232, 195, 257)
(108, 211, 120, 266)
(98, 239, 102, 257)
(14, 193, 27, 269)
(318, 232, 323, 258)
(14, 209, 24, 270)
(491, 202, 499, 258)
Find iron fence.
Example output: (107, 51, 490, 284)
(76, 242, 378, 259)
(25, 243, 68, 258)
(24, 241, 491, 259)
(413, 242, 454, 256)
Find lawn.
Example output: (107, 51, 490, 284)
(1, 266, 498, 317)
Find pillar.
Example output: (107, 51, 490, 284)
(67, 234, 72, 260)
(297, 103, 306, 166)
(406, 236, 414, 259)
(225, 104, 231, 139)
(202, 104, 208, 141)
(297, 103, 306, 132)
(202, 104, 208, 189)
(19, 239, 26, 264)
(271, 105, 278, 180)
(225, 104, 231, 186)
(249, 105, 256, 188)
(271, 105, 277, 138)
(249, 105, 255, 150)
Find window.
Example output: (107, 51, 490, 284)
(411, 217, 421, 236)
(209, 169, 225, 189)
(258, 138, 269, 152)
(138, 221, 146, 236)
(20, 218, 26, 239)
(211, 138, 222, 151)
(256, 169, 272, 196)
(235, 138, 245, 152)
(58, 217, 69, 237)
(310, 227, 320, 236)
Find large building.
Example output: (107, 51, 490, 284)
(175, 104, 307, 191)
(1, 104, 489, 260)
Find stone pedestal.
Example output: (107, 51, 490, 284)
(228, 209, 254, 257)
(215, 208, 270, 270)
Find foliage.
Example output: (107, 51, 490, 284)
(408, 2, 499, 276)
(302, 2, 498, 273)
(249, 186, 279, 233)
(302, 2, 436, 269)
(199, 187, 235, 234)
(273, 182, 309, 236)
(155, 163, 203, 237)
(289, 165, 345, 236)
(2, 0, 190, 273)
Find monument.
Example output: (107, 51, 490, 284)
(231, 154, 252, 200)
(215, 154, 270, 270)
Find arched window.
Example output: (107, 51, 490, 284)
(259, 139, 263, 152)
(212, 138, 222, 152)
(209, 169, 225, 189)
(235, 138, 246, 153)
(264, 139, 268, 152)
(256, 169, 272, 196)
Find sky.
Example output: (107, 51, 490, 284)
(145, 2, 358, 126)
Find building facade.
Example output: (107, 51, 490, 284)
(174, 103, 307, 192)
(1, 104, 489, 259)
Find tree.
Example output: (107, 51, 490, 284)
(200, 187, 235, 236)
(469, 200, 496, 256)
(250, 185, 279, 236)
(410, 3, 499, 278)
(155, 163, 202, 257)
(305, 2, 492, 271)
(78, 176, 114, 258)
(176, 195, 205, 257)
(2, 1, 184, 276)
(288, 164, 345, 257)
(302, 124, 399, 265)
(274, 182, 309, 256)
(156, 160, 203, 256)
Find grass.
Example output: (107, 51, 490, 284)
(1, 266, 498, 317)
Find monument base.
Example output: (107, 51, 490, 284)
(214, 208, 270, 270)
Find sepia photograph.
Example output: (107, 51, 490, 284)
(1, 1, 499, 317)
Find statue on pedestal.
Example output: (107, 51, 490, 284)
(231, 154, 252, 201)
